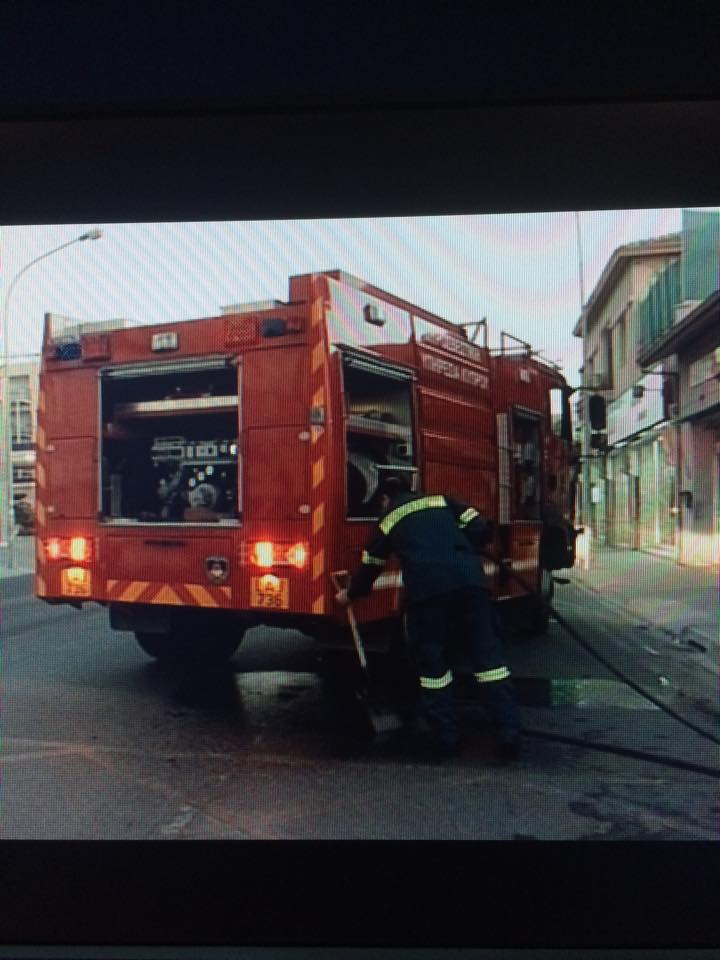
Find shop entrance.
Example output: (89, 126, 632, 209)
(655, 436, 678, 552)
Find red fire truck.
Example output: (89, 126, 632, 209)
(35, 270, 577, 663)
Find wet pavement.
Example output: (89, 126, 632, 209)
(514, 676, 659, 709)
(2, 571, 719, 839)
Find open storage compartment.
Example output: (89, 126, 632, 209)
(509, 406, 542, 521)
(341, 350, 417, 518)
(100, 356, 241, 524)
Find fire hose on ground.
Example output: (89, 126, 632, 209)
(481, 550, 720, 780)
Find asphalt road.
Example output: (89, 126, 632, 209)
(2, 573, 719, 839)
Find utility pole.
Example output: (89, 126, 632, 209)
(1, 228, 102, 570)
(574, 211, 592, 533)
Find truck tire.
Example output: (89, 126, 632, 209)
(496, 571, 553, 639)
(135, 630, 241, 665)
(135, 631, 175, 660)
(517, 569, 553, 635)
(531, 569, 554, 634)
(541, 568, 555, 601)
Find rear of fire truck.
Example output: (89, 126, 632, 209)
(34, 274, 409, 666)
(34, 289, 328, 663)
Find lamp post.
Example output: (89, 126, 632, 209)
(574, 211, 592, 533)
(1, 228, 102, 570)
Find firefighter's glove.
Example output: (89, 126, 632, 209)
(335, 588, 350, 607)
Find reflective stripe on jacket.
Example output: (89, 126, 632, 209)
(347, 492, 493, 603)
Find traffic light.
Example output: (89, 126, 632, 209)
(588, 394, 607, 431)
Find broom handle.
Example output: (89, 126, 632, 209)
(331, 571, 368, 672)
(345, 602, 368, 672)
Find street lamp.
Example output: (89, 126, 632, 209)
(1, 228, 102, 570)
(574, 211, 592, 534)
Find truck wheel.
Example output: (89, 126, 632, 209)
(539, 567, 555, 607)
(530, 604, 550, 636)
(135, 632, 176, 660)
(507, 600, 546, 638)
(518, 570, 553, 636)
(135, 630, 241, 664)
(496, 578, 552, 640)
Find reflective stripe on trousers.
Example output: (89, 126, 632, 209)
(419, 669, 453, 690)
(474, 666, 511, 683)
(407, 587, 522, 744)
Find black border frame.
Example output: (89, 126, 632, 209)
(2, 97, 720, 949)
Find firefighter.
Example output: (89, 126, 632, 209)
(334, 475, 523, 760)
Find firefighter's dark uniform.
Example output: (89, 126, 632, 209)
(346, 490, 522, 750)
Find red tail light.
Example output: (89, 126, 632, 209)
(248, 541, 308, 569)
(43, 536, 94, 562)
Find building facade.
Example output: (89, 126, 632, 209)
(576, 209, 720, 566)
(7, 359, 41, 514)
(574, 234, 682, 552)
(640, 291, 720, 567)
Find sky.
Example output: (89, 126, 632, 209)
(0, 208, 708, 386)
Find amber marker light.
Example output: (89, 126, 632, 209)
(45, 537, 62, 560)
(252, 541, 274, 567)
(61, 566, 92, 597)
(259, 574, 280, 591)
(287, 542, 307, 569)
